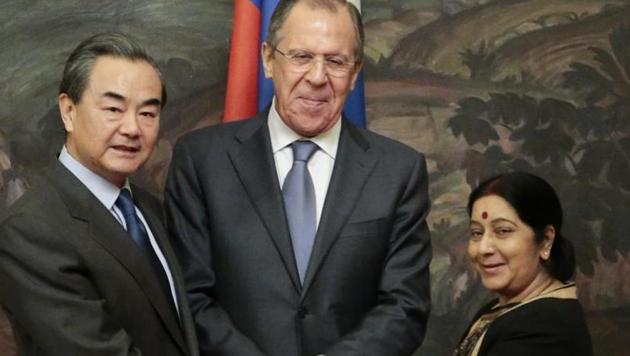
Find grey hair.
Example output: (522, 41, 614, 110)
(59, 32, 166, 107)
(266, 0, 364, 64)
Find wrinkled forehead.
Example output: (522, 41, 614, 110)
(278, 3, 356, 50)
(283, 2, 352, 32)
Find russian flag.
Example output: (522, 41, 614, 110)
(224, 0, 366, 128)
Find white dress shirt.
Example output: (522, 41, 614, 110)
(58, 146, 179, 314)
(267, 98, 341, 227)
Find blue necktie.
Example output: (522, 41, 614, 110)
(282, 141, 319, 284)
(116, 189, 173, 306)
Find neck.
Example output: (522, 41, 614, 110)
(64, 144, 125, 188)
(499, 272, 562, 305)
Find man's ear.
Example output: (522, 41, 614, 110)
(349, 62, 363, 91)
(261, 42, 274, 79)
(58, 93, 76, 133)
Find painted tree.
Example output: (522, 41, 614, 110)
(448, 22, 630, 274)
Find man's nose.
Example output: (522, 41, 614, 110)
(304, 58, 328, 85)
(119, 112, 140, 136)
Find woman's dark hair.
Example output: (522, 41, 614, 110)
(467, 171, 575, 282)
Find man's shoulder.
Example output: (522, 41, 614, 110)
(345, 122, 425, 161)
(1, 160, 96, 225)
(0, 171, 68, 237)
(3, 173, 55, 217)
(175, 115, 265, 149)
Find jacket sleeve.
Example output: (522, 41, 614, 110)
(0, 214, 142, 356)
(164, 138, 266, 356)
(325, 153, 432, 356)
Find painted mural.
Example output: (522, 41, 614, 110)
(0, 1, 628, 355)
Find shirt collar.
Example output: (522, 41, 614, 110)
(267, 97, 341, 159)
(58, 146, 131, 210)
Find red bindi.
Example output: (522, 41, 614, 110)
(482, 211, 488, 219)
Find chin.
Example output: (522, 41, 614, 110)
(480, 278, 508, 293)
(109, 162, 142, 177)
(294, 112, 327, 127)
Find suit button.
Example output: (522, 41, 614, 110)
(297, 307, 308, 319)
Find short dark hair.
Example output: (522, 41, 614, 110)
(467, 171, 576, 282)
(59, 32, 166, 107)
(266, 0, 364, 63)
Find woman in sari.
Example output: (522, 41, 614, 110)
(454, 172, 593, 356)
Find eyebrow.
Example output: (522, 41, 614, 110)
(490, 218, 517, 226)
(142, 98, 162, 107)
(470, 217, 517, 226)
(101, 91, 125, 102)
(101, 91, 162, 107)
(288, 48, 351, 58)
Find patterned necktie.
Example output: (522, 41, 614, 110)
(115, 188, 174, 306)
(282, 140, 319, 284)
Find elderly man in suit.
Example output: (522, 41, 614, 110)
(0, 33, 198, 356)
(165, 1, 432, 355)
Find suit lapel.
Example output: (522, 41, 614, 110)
(48, 163, 188, 355)
(134, 192, 191, 354)
(227, 115, 302, 292)
(301, 121, 379, 297)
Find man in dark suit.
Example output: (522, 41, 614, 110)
(165, 1, 431, 355)
(0, 33, 198, 356)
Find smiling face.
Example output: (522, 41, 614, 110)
(262, 2, 360, 137)
(59, 56, 162, 187)
(468, 195, 554, 302)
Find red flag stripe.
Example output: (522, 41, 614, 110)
(224, 0, 261, 122)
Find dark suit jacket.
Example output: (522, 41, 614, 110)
(460, 298, 593, 356)
(0, 161, 198, 356)
(165, 113, 432, 356)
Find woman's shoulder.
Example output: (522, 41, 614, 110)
(481, 298, 592, 356)
(495, 297, 586, 326)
